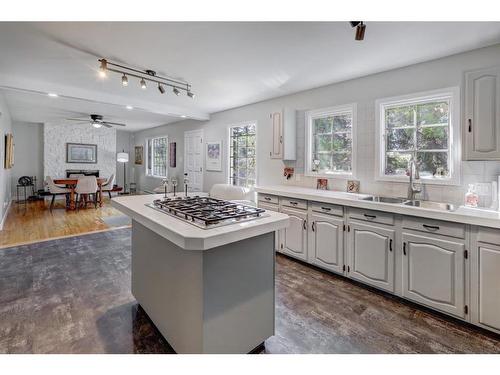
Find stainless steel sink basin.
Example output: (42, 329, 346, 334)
(403, 200, 457, 212)
(361, 196, 407, 204)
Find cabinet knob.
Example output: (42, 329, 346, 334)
(303, 220, 307, 230)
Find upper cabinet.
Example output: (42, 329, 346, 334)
(269, 108, 296, 160)
(464, 66, 500, 160)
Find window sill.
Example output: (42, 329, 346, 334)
(304, 172, 355, 180)
(375, 175, 460, 187)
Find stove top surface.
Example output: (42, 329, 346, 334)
(146, 196, 267, 229)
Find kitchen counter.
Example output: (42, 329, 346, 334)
(111, 193, 289, 250)
(256, 185, 500, 229)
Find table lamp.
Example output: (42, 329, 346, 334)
(117, 150, 129, 194)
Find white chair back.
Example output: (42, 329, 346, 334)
(102, 174, 115, 190)
(75, 176, 98, 194)
(46, 176, 70, 194)
(209, 183, 253, 201)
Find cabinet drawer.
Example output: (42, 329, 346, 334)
(258, 201, 279, 212)
(280, 197, 308, 210)
(311, 202, 343, 217)
(258, 193, 279, 204)
(349, 208, 394, 226)
(476, 226, 500, 245)
(403, 216, 465, 239)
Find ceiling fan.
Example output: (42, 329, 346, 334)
(66, 114, 126, 128)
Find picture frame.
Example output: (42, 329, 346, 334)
(206, 140, 222, 171)
(66, 143, 97, 164)
(134, 145, 143, 165)
(4, 133, 14, 169)
(316, 178, 328, 190)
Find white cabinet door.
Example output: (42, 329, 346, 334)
(347, 221, 395, 292)
(465, 66, 500, 160)
(270, 111, 283, 159)
(280, 207, 307, 261)
(471, 241, 500, 333)
(402, 232, 465, 318)
(308, 212, 344, 274)
(258, 201, 281, 252)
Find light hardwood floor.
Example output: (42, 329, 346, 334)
(0, 198, 129, 248)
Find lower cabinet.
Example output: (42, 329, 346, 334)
(257, 201, 281, 252)
(308, 212, 344, 274)
(471, 241, 500, 333)
(280, 206, 308, 261)
(347, 220, 395, 293)
(402, 232, 466, 318)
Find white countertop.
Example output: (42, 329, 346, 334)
(111, 193, 289, 250)
(256, 185, 500, 229)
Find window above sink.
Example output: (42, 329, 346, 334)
(375, 87, 461, 186)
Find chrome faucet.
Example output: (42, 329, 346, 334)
(407, 155, 421, 200)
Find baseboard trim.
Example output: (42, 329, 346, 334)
(0, 199, 12, 231)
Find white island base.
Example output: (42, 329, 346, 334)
(131, 220, 275, 354)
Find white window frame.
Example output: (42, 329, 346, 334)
(146, 135, 169, 179)
(375, 87, 461, 186)
(227, 121, 258, 188)
(305, 103, 357, 179)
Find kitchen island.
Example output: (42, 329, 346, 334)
(112, 193, 289, 354)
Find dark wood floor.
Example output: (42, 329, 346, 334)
(1, 228, 499, 354)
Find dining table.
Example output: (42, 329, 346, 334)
(53, 177, 107, 210)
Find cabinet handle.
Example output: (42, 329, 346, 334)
(269, 151, 272, 157)
(303, 220, 307, 230)
(280, 135, 283, 144)
(321, 206, 331, 211)
(468, 119, 472, 133)
(389, 238, 393, 252)
(289, 201, 298, 206)
(422, 224, 440, 231)
(364, 214, 376, 219)
(403, 242, 407, 255)
(312, 221, 315, 232)
(264, 197, 271, 201)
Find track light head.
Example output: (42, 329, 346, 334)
(349, 21, 361, 28)
(173, 87, 180, 96)
(158, 84, 166, 94)
(140, 78, 147, 89)
(121, 74, 128, 86)
(99, 59, 107, 78)
(187, 91, 195, 98)
(355, 22, 366, 41)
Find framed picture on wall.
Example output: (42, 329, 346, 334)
(66, 143, 97, 163)
(134, 145, 143, 165)
(4, 133, 14, 169)
(206, 141, 222, 171)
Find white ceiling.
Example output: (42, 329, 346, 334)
(1, 22, 500, 131)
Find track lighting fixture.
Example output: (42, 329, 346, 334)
(99, 58, 107, 78)
(349, 21, 366, 41)
(97, 58, 194, 98)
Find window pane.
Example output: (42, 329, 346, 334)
(387, 128, 415, 151)
(385, 152, 411, 176)
(332, 133, 351, 152)
(314, 153, 331, 171)
(332, 114, 352, 132)
(417, 101, 449, 126)
(229, 124, 256, 188)
(417, 152, 449, 178)
(314, 118, 332, 134)
(385, 105, 414, 128)
(417, 126, 448, 150)
(314, 134, 332, 152)
(331, 152, 352, 172)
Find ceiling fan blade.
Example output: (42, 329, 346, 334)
(103, 121, 126, 127)
(102, 123, 113, 128)
(66, 118, 90, 122)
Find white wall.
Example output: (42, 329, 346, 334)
(43, 122, 116, 180)
(11, 121, 43, 194)
(131, 43, 500, 205)
(0, 92, 13, 226)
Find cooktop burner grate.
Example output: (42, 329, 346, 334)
(146, 196, 267, 229)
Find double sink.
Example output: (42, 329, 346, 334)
(360, 196, 456, 212)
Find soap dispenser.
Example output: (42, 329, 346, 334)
(465, 184, 479, 208)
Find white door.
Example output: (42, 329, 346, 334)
(184, 130, 204, 192)
(280, 206, 307, 261)
(465, 67, 500, 160)
(402, 232, 465, 318)
(471, 241, 500, 332)
(308, 212, 344, 275)
(347, 221, 395, 292)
